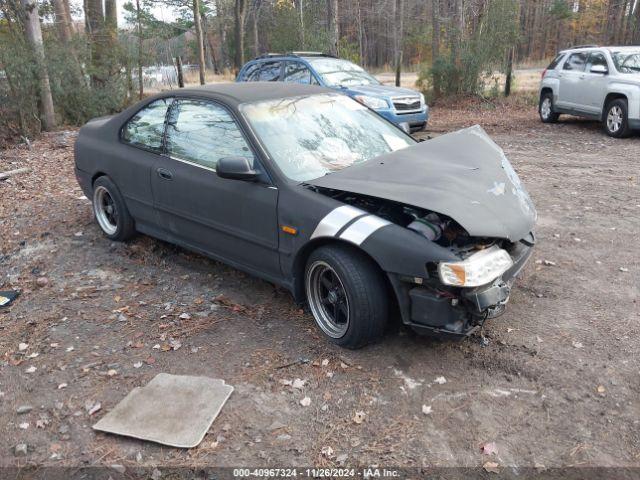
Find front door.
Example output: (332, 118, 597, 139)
(151, 98, 280, 278)
(578, 52, 610, 115)
(557, 52, 588, 109)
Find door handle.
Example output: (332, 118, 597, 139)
(157, 168, 173, 180)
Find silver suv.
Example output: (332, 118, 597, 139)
(539, 46, 640, 138)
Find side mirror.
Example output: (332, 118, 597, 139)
(216, 156, 258, 181)
(590, 64, 608, 74)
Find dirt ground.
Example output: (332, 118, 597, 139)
(0, 98, 638, 475)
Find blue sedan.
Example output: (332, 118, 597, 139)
(236, 52, 429, 132)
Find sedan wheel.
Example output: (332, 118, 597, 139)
(94, 186, 118, 236)
(306, 261, 350, 338)
(92, 176, 136, 241)
(304, 245, 388, 349)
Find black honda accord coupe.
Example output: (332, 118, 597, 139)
(74, 83, 536, 348)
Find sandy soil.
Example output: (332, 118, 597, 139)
(0, 101, 638, 473)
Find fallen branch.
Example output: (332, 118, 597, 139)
(0, 168, 30, 181)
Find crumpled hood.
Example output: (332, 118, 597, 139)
(307, 125, 536, 241)
(344, 84, 421, 99)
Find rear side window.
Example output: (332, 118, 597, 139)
(547, 54, 565, 70)
(165, 99, 254, 170)
(563, 52, 588, 71)
(121, 98, 172, 152)
(239, 63, 260, 81)
(257, 61, 282, 81)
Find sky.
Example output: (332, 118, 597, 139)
(69, 0, 180, 28)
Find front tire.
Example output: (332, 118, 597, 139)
(305, 245, 388, 349)
(92, 176, 136, 241)
(539, 92, 559, 123)
(603, 99, 631, 138)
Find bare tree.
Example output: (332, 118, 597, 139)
(193, 0, 206, 84)
(328, 0, 338, 56)
(393, 0, 404, 87)
(135, 0, 143, 98)
(234, 0, 247, 70)
(21, 0, 55, 130)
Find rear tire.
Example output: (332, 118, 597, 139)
(603, 99, 631, 138)
(92, 176, 136, 241)
(539, 92, 559, 123)
(305, 245, 388, 349)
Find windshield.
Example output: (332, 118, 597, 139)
(241, 94, 415, 182)
(308, 58, 380, 87)
(611, 50, 640, 73)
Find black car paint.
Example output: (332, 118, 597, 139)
(75, 83, 535, 338)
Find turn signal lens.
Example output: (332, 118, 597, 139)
(438, 246, 513, 287)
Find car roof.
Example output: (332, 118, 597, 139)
(170, 82, 334, 106)
(559, 45, 639, 54)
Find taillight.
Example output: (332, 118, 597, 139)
(541, 68, 547, 79)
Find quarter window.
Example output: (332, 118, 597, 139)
(284, 62, 314, 84)
(165, 99, 254, 170)
(563, 52, 588, 71)
(121, 98, 172, 152)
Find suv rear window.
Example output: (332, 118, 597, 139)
(547, 54, 565, 70)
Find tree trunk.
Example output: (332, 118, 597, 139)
(21, 0, 55, 130)
(298, 0, 305, 49)
(356, 0, 363, 64)
(135, 0, 143, 99)
(504, 46, 513, 97)
(176, 56, 184, 88)
(635, 0, 640, 44)
(193, 0, 206, 84)
(52, 0, 73, 42)
(328, 0, 339, 56)
(431, 0, 440, 96)
(86, 0, 105, 85)
(234, 0, 247, 71)
(394, 0, 404, 87)
(253, 0, 261, 57)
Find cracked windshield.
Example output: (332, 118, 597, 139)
(241, 94, 414, 182)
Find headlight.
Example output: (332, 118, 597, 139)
(419, 93, 426, 107)
(438, 246, 513, 287)
(354, 95, 388, 110)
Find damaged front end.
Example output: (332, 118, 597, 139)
(307, 186, 535, 336)
(306, 126, 536, 337)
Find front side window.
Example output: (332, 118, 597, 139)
(121, 98, 172, 152)
(284, 61, 315, 84)
(586, 52, 608, 72)
(241, 94, 415, 182)
(257, 61, 282, 81)
(563, 52, 588, 71)
(611, 50, 640, 74)
(308, 58, 380, 87)
(165, 99, 254, 170)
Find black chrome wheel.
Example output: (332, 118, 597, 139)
(306, 260, 350, 338)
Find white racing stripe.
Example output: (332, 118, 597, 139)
(310, 205, 366, 239)
(339, 215, 391, 245)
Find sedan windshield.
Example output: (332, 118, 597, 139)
(308, 58, 380, 87)
(241, 94, 415, 182)
(611, 50, 640, 73)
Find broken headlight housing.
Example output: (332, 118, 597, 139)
(354, 95, 389, 110)
(438, 245, 513, 287)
